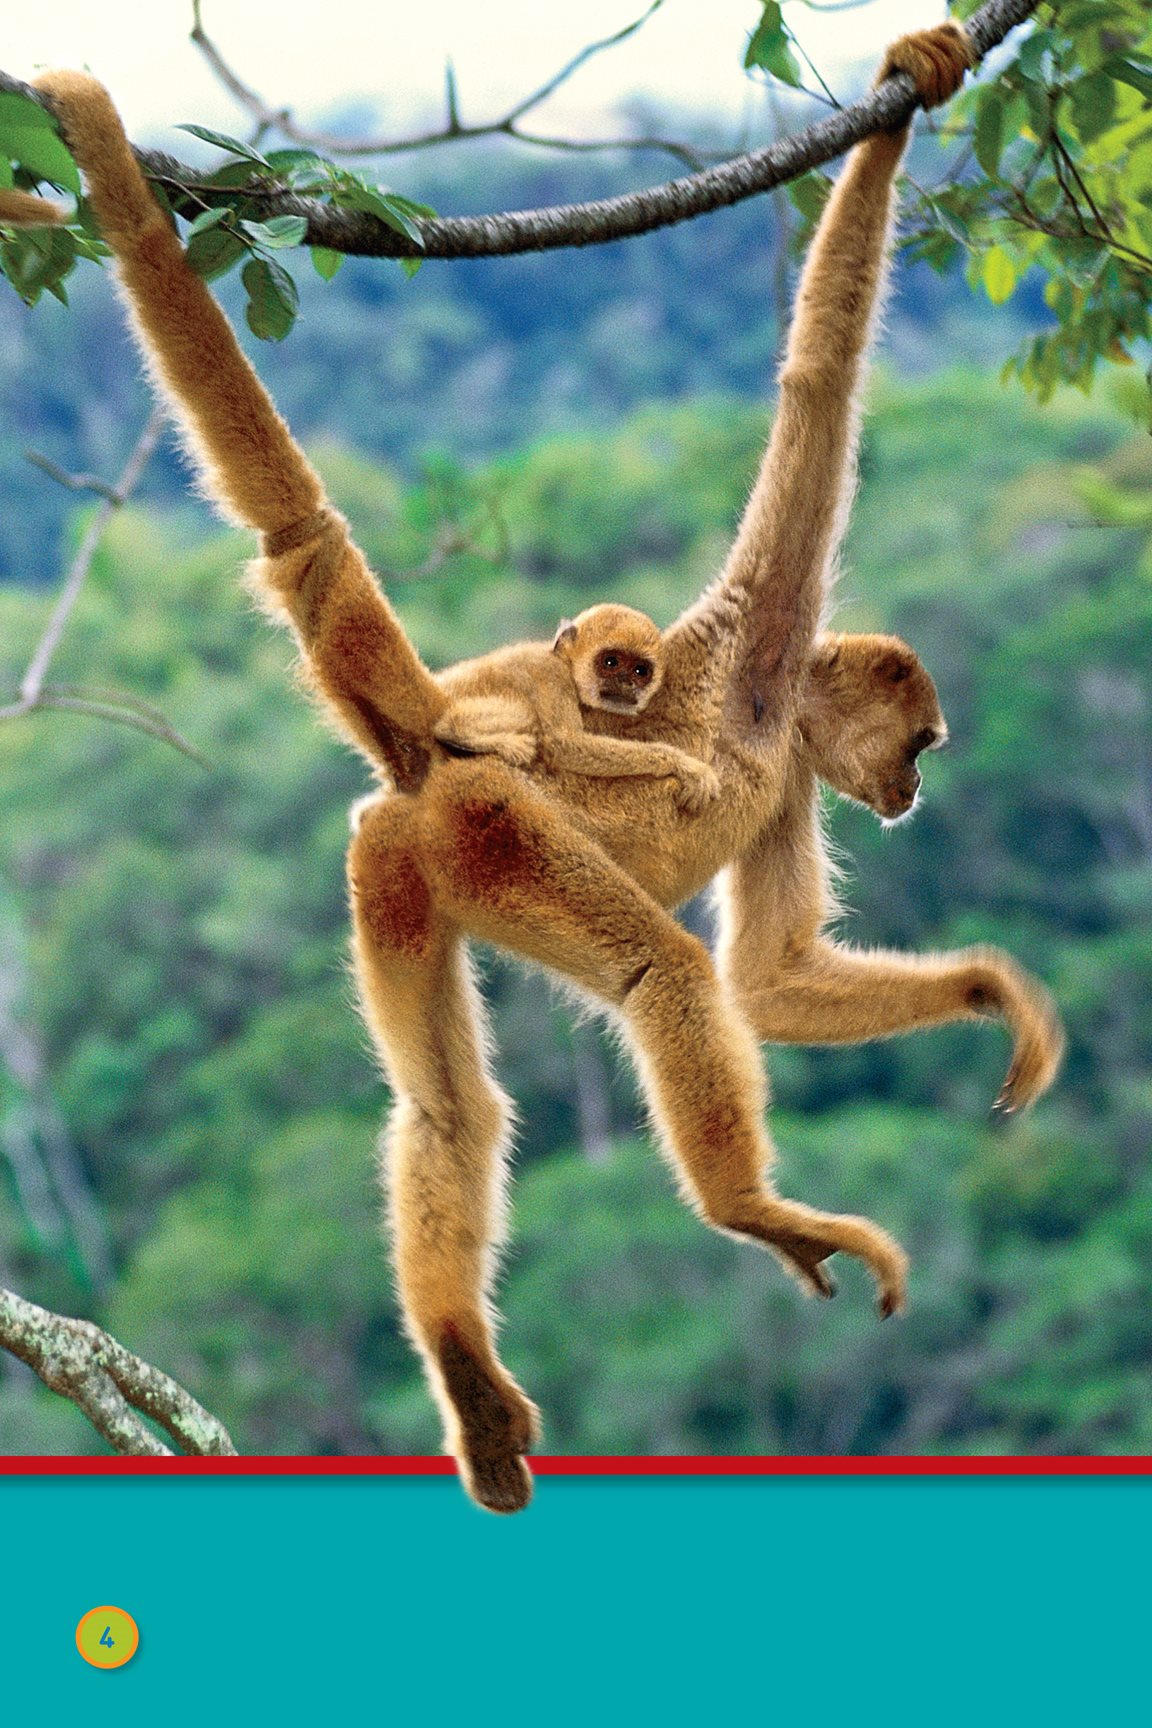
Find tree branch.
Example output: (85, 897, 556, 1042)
(190, 0, 680, 161)
(0, 407, 209, 764)
(0, 1285, 237, 1455)
(0, 0, 1042, 260)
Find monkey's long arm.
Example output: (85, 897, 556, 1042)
(667, 25, 971, 736)
(31, 72, 446, 787)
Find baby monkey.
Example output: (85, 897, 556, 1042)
(431, 603, 721, 815)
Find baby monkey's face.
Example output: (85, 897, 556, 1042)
(554, 604, 665, 716)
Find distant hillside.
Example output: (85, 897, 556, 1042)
(0, 136, 1037, 587)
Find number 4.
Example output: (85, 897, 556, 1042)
(99, 1627, 114, 1648)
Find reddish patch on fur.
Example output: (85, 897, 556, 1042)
(355, 846, 432, 958)
(450, 799, 537, 902)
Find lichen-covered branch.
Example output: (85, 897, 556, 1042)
(0, 0, 1042, 260)
(0, 1285, 237, 1455)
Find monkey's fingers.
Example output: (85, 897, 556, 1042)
(673, 767, 722, 817)
(995, 988, 1065, 1114)
(994, 1027, 1064, 1114)
(875, 22, 973, 110)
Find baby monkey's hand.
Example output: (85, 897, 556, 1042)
(673, 762, 721, 817)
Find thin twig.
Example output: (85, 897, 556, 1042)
(23, 450, 121, 501)
(395, 491, 512, 582)
(504, 127, 712, 173)
(0, 0, 1040, 259)
(13, 406, 166, 708)
(191, 0, 675, 159)
(0, 406, 208, 763)
(0, 1285, 237, 1455)
(34, 690, 212, 767)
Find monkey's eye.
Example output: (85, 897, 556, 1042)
(634, 661, 652, 681)
(914, 727, 942, 751)
(602, 654, 619, 670)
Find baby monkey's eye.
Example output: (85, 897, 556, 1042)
(602, 654, 619, 670)
(634, 661, 653, 680)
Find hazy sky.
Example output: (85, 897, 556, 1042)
(6, 0, 949, 146)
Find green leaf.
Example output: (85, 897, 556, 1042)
(744, 0, 803, 87)
(176, 125, 271, 168)
(185, 224, 249, 282)
(932, 200, 972, 247)
(982, 245, 1018, 305)
(4, 127, 81, 195)
(241, 215, 309, 250)
(381, 191, 438, 222)
(263, 148, 327, 175)
(1114, 59, 1152, 101)
(1016, 27, 1058, 83)
(310, 245, 344, 280)
(0, 224, 77, 304)
(1069, 70, 1118, 142)
(974, 92, 1005, 178)
(787, 171, 831, 225)
(0, 92, 57, 133)
(203, 161, 263, 190)
(399, 256, 423, 279)
(242, 255, 299, 341)
(185, 206, 231, 238)
(332, 181, 426, 247)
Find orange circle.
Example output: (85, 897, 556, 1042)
(76, 1606, 139, 1670)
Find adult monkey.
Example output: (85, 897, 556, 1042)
(17, 19, 1061, 1512)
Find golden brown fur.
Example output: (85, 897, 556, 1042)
(11, 25, 1063, 1513)
(433, 603, 720, 814)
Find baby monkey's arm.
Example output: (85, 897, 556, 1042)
(435, 698, 719, 814)
(541, 732, 720, 815)
(433, 696, 539, 768)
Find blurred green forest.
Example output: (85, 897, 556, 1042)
(2, 364, 1150, 1457)
(1, 138, 1151, 1453)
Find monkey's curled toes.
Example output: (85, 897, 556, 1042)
(963, 949, 1065, 1113)
(876, 21, 973, 110)
(719, 1198, 908, 1318)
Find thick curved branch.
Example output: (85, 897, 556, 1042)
(0, 0, 1039, 260)
(0, 1285, 237, 1455)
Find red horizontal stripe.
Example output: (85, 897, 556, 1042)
(0, 1455, 1147, 1476)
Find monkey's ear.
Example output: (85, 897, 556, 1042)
(552, 620, 578, 653)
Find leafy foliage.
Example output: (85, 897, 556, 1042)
(909, 0, 1152, 404)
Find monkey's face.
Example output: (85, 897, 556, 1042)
(555, 604, 665, 716)
(801, 633, 947, 822)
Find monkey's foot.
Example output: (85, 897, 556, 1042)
(876, 22, 972, 110)
(727, 1200, 908, 1319)
(438, 1325, 541, 1515)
